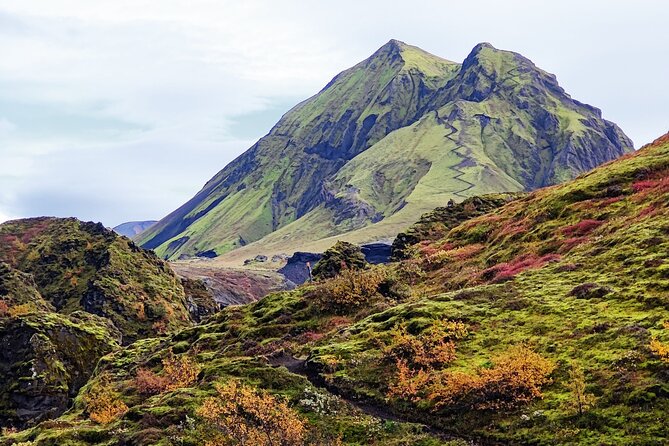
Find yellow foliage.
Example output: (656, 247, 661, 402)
(133, 349, 200, 395)
(566, 363, 596, 415)
(197, 380, 306, 446)
(650, 337, 669, 364)
(8, 303, 33, 318)
(84, 377, 128, 424)
(430, 346, 555, 411)
(387, 359, 431, 401)
(382, 320, 468, 368)
(161, 350, 201, 391)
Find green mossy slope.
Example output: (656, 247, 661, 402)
(7, 134, 668, 445)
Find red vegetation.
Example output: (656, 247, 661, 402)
(638, 203, 661, 219)
(558, 237, 590, 254)
(480, 254, 561, 283)
(494, 218, 531, 241)
(595, 196, 624, 208)
(561, 219, 604, 238)
(135, 368, 169, 395)
(0, 300, 8, 317)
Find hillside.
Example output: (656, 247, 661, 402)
(112, 221, 157, 238)
(138, 40, 632, 261)
(5, 133, 668, 445)
(0, 218, 215, 429)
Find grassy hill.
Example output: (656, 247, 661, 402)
(0, 218, 214, 429)
(138, 41, 632, 261)
(5, 133, 668, 445)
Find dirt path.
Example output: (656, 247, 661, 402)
(436, 113, 477, 200)
(267, 352, 481, 445)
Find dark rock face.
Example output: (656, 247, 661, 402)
(360, 243, 392, 264)
(0, 217, 194, 428)
(0, 217, 192, 344)
(278, 252, 322, 285)
(0, 313, 120, 428)
(181, 277, 221, 322)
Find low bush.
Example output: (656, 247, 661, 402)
(430, 346, 555, 411)
(308, 267, 385, 313)
(84, 377, 128, 424)
(197, 380, 306, 446)
(133, 349, 200, 395)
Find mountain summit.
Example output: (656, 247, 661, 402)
(138, 41, 633, 260)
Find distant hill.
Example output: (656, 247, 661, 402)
(139, 39, 632, 262)
(112, 220, 157, 238)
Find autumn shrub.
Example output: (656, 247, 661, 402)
(134, 349, 200, 395)
(650, 338, 669, 364)
(7, 303, 34, 318)
(84, 376, 128, 424)
(197, 380, 306, 446)
(135, 368, 169, 395)
(429, 346, 555, 411)
(566, 363, 596, 415)
(387, 359, 432, 401)
(382, 320, 468, 369)
(0, 300, 9, 317)
(309, 267, 385, 313)
(162, 350, 200, 390)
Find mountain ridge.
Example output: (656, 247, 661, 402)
(139, 40, 632, 260)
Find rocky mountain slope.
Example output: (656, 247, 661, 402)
(138, 40, 633, 261)
(5, 133, 668, 445)
(0, 218, 216, 429)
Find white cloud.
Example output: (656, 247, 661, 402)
(0, 0, 667, 227)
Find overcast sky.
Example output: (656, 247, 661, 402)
(0, 1, 667, 226)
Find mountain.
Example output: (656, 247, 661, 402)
(138, 40, 633, 260)
(112, 220, 157, 238)
(8, 132, 668, 445)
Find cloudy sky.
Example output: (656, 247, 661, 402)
(0, 1, 666, 226)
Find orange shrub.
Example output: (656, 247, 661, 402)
(134, 350, 200, 395)
(7, 303, 33, 318)
(387, 359, 431, 401)
(650, 338, 669, 364)
(430, 346, 555, 411)
(0, 300, 8, 317)
(84, 377, 128, 424)
(382, 320, 468, 369)
(197, 380, 306, 446)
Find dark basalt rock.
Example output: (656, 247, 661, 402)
(360, 243, 392, 264)
(0, 312, 120, 429)
(278, 252, 323, 285)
